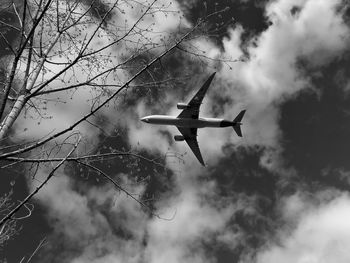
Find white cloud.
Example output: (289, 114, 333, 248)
(17, 1, 244, 262)
(212, 0, 350, 169)
(144, 175, 251, 263)
(30, 0, 350, 259)
(33, 170, 100, 241)
(32, 163, 251, 263)
(32, 169, 148, 263)
(8, 0, 350, 262)
(255, 192, 350, 263)
(129, 0, 350, 168)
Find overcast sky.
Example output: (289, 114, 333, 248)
(1, 0, 350, 262)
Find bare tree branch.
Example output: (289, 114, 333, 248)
(2, 152, 166, 168)
(0, 132, 81, 227)
(0, 0, 52, 121)
(75, 159, 175, 220)
(0, 20, 202, 157)
(0, 2, 235, 255)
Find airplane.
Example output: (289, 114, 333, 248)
(140, 72, 246, 166)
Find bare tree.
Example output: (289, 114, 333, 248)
(0, 2, 235, 251)
(0, 0, 229, 223)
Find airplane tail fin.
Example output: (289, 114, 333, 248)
(232, 110, 246, 137)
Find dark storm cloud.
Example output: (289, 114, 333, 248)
(82, 0, 113, 22)
(3, 0, 350, 262)
(98, 0, 350, 261)
(182, 0, 350, 261)
(203, 147, 280, 262)
(177, 0, 270, 46)
(228, 1, 350, 261)
(280, 53, 350, 191)
(0, 166, 51, 262)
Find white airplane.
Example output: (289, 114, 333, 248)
(140, 72, 246, 166)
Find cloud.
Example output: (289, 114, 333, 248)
(32, 0, 350, 260)
(6, 0, 350, 262)
(129, 0, 350, 168)
(10, 0, 187, 144)
(14, 1, 245, 262)
(145, 188, 227, 262)
(32, 168, 148, 263)
(209, 0, 350, 170)
(32, 162, 253, 263)
(255, 192, 350, 263)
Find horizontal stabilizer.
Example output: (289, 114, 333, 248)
(233, 125, 242, 137)
(233, 110, 246, 123)
(232, 110, 246, 137)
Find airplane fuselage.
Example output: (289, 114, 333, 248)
(141, 115, 233, 128)
(140, 72, 245, 166)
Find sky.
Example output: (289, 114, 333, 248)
(1, 0, 350, 262)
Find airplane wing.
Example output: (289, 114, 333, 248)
(177, 127, 205, 166)
(177, 72, 216, 119)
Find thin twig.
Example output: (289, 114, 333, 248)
(0, 19, 203, 159)
(75, 159, 176, 221)
(2, 152, 165, 168)
(0, 133, 81, 227)
(26, 237, 47, 263)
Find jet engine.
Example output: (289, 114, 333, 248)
(177, 103, 189, 109)
(174, 135, 185, 141)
